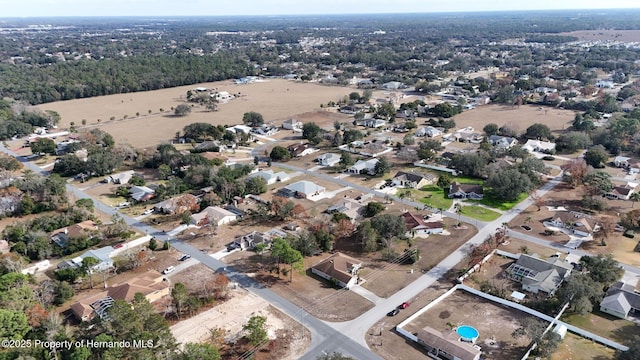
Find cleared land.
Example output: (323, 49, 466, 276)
(559, 29, 640, 42)
(453, 104, 576, 134)
(552, 333, 616, 360)
(36, 79, 352, 148)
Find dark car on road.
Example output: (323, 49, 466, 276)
(387, 309, 400, 316)
(179, 254, 191, 261)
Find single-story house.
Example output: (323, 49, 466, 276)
(401, 212, 444, 235)
(416, 326, 481, 360)
(50, 220, 100, 248)
(326, 197, 365, 221)
(288, 143, 316, 157)
(278, 180, 326, 199)
(600, 281, 640, 319)
(448, 182, 484, 199)
(70, 270, 169, 321)
(103, 170, 135, 184)
(153, 194, 199, 215)
(505, 253, 573, 295)
(549, 211, 598, 237)
(613, 156, 631, 168)
(606, 185, 635, 200)
(252, 126, 279, 136)
(282, 118, 302, 131)
(190, 206, 238, 226)
(317, 153, 342, 167)
(311, 252, 362, 289)
(392, 171, 436, 189)
(249, 170, 291, 185)
(522, 139, 556, 154)
(488, 135, 518, 150)
(129, 186, 155, 202)
(348, 159, 379, 175)
(232, 230, 285, 251)
(57, 246, 115, 273)
(362, 119, 387, 128)
(415, 126, 443, 138)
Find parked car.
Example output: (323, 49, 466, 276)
(179, 254, 191, 261)
(400, 301, 411, 309)
(162, 266, 175, 274)
(143, 208, 154, 215)
(387, 309, 400, 316)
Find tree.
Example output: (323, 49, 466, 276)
(363, 201, 385, 217)
(171, 282, 189, 319)
(269, 146, 291, 162)
(450, 153, 488, 178)
(243, 315, 268, 346)
(556, 131, 592, 153)
(30, 137, 56, 155)
(180, 343, 221, 360)
(583, 171, 613, 196)
(403, 134, 415, 145)
(631, 192, 640, 208)
(437, 174, 452, 189)
(339, 152, 354, 167)
(556, 273, 604, 314)
(583, 145, 609, 168)
(245, 176, 267, 195)
(580, 254, 623, 287)
(374, 156, 391, 176)
(371, 214, 407, 243)
(432, 102, 458, 118)
(242, 111, 264, 127)
(525, 123, 553, 140)
(561, 159, 589, 188)
(355, 221, 379, 252)
(302, 122, 323, 145)
(158, 164, 172, 180)
(53, 280, 74, 305)
(483, 123, 499, 136)
(486, 168, 533, 201)
(270, 237, 303, 282)
(148, 238, 158, 251)
(0, 309, 30, 340)
(81, 256, 99, 289)
(174, 104, 192, 116)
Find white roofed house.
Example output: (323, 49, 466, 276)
(278, 180, 326, 199)
(488, 135, 518, 150)
(415, 126, 443, 138)
(614, 156, 631, 168)
(348, 158, 379, 175)
(548, 211, 598, 237)
(325, 197, 365, 221)
(248, 170, 291, 185)
(103, 170, 135, 184)
(317, 153, 341, 167)
(522, 139, 556, 154)
(282, 118, 302, 131)
(190, 206, 238, 227)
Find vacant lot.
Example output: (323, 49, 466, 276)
(37, 79, 353, 148)
(560, 29, 640, 43)
(402, 290, 535, 360)
(561, 311, 640, 346)
(453, 104, 576, 134)
(552, 333, 616, 360)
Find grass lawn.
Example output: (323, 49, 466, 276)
(460, 205, 501, 221)
(418, 186, 453, 210)
(561, 310, 640, 344)
(471, 191, 528, 211)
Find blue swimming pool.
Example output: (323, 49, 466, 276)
(457, 325, 479, 342)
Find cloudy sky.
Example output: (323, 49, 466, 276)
(0, 0, 638, 17)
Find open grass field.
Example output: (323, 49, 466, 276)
(453, 104, 576, 135)
(418, 186, 453, 210)
(561, 311, 640, 345)
(559, 29, 640, 43)
(460, 204, 502, 221)
(552, 333, 616, 360)
(472, 191, 528, 211)
(36, 79, 353, 148)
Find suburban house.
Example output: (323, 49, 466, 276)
(282, 118, 302, 131)
(153, 194, 199, 215)
(348, 158, 379, 175)
(448, 182, 484, 199)
(252, 125, 279, 136)
(57, 246, 115, 272)
(606, 184, 636, 200)
(190, 206, 238, 227)
(522, 139, 556, 154)
(415, 126, 443, 138)
(505, 253, 573, 295)
(129, 186, 155, 202)
(392, 171, 436, 189)
(232, 228, 287, 251)
(50, 220, 100, 248)
(70, 270, 170, 321)
(278, 180, 326, 199)
(416, 326, 481, 360)
(613, 156, 631, 168)
(317, 153, 342, 167)
(0, 186, 22, 216)
(103, 170, 135, 184)
(311, 252, 362, 289)
(488, 135, 518, 150)
(446, 128, 483, 143)
(548, 211, 598, 237)
(600, 281, 640, 319)
(361, 119, 387, 128)
(249, 169, 291, 185)
(325, 197, 365, 221)
(401, 212, 444, 235)
(288, 143, 316, 157)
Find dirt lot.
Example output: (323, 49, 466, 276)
(35, 79, 353, 148)
(402, 290, 534, 360)
(560, 29, 640, 43)
(170, 286, 309, 360)
(453, 104, 576, 135)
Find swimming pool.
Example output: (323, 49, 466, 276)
(457, 325, 479, 343)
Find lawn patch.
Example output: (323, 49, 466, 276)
(561, 310, 640, 344)
(470, 191, 528, 211)
(460, 205, 501, 221)
(418, 185, 453, 210)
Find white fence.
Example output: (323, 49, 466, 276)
(110, 235, 152, 257)
(22, 260, 51, 275)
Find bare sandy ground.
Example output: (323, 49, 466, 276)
(452, 104, 577, 134)
(37, 79, 352, 148)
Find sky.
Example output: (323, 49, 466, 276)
(0, 0, 638, 17)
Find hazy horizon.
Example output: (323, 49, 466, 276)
(0, 0, 638, 18)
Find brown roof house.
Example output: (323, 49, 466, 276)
(548, 211, 598, 237)
(50, 220, 100, 248)
(416, 326, 481, 360)
(70, 270, 170, 321)
(153, 194, 199, 215)
(401, 212, 444, 236)
(448, 182, 484, 199)
(190, 206, 238, 227)
(311, 252, 362, 289)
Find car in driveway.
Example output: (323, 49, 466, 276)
(162, 266, 175, 275)
(400, 301, 411, 309)
(143, 208, 154, 215)
(179, 254, 191, 261)
(387, 309, 400, 316)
